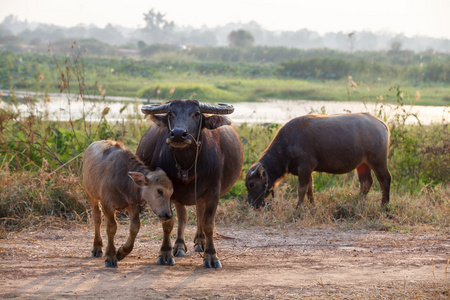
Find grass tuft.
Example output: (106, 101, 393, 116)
(216, 182, 450, 233)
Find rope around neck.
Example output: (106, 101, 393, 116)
(168, 113, 203, 258)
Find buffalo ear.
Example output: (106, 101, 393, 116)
(203, 115, 231, 130)
(249, 163, 265, 179)
(128, 172, 147, 187)
(149, 114, 168, 127)
(257, 164, 266, 178)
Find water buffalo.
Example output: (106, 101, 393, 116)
(245, 113, 391, 209)
(83, 140, 173, 268)
(136, 99, 243, 268)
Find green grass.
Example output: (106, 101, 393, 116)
(137, 82, 245, 102)
(1, 51, 449, 106)
(136, 76, 450, 106)
(130, 75, 450, 106)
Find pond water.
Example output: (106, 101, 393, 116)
(1, 91, 448, 125)
(231, 99, 448, 125)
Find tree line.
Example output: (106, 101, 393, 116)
(1, 11, 449, 53)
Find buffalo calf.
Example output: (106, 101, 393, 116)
(246, 113, 391, 209)
(83, 140, 173, 267)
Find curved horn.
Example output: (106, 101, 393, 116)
(199, 103, 234, 115)
(250, 163, 265, 178)
(141, 103, 171, 115)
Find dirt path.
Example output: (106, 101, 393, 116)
(1, 224, 449, 299)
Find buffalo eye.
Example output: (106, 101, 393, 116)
(157, 189, 163, 196)
(194, 111, 201, 117)
(249, 183, 255, 188)
(167, 112, 173, 118)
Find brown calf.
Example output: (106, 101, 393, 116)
(83, 140, 173, 267)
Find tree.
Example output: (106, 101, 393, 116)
(140, 9, 175, 44)
(347, 32, 356, 52)
(90, 24, 125, 45)
(137, 40, 146, 49)
(390, 38, 403, 52)
(228, 29, 254, 48)
(0, 25, 12, 37)
(143, 9, 174, 31)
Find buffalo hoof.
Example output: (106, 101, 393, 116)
(105, 260, 118, 268)
(167, 257, 175, 265)
(91, 250, 102, 258)
(173, 249, 186, 257)
(194, 245, 204, 253)
(157, 256, 175, 266)
(158, 250, 175, 266)
(173, 241, 187, 256)
(203, 259, 221, 269)
(116, 248, 127, 261)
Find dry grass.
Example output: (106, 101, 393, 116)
(216, 182, 450, 233)
(0, 169, 89, 235)
(1, 158, 449, 236)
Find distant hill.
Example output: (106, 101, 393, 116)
(0, 14, 449, 54)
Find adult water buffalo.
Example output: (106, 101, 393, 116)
(245, 113, 391, 209)
(136, 99, 243, 268)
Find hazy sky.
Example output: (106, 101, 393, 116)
(1, 0, 449, 38)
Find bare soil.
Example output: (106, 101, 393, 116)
(1, 224, 449, 299)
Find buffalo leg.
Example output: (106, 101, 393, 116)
(158, 215, 175, 265)
(91, 201, 103, 258)
(194, 200, 206, 253)
(199, 196, 221, 269)
(296, 171, 313, 208)
(103, 207, 118, 268)
(173, 202, 188, 257)
(357, 163, 373, 195)
(307, 175, 314, 204)
(373, 165, 391, 206)
(116, 205, 140, 261)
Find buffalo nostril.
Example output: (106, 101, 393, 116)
(160, 212, 172, 221)
(171, 128, 187, 139)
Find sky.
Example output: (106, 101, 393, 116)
(1, 0, 449, 39)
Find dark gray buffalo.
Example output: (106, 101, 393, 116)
(136, 99, 243, 268)
(245, 113, 391, 209)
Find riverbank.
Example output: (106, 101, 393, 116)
(1, 90, 448, 125)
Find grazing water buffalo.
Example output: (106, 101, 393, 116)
(245, 113, 391, 209)
(136, 99, 243, 268)
(83, 140, 173, 268)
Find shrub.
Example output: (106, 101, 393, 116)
(280, 57, 351, 80)
(137, 83, 242, 102)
